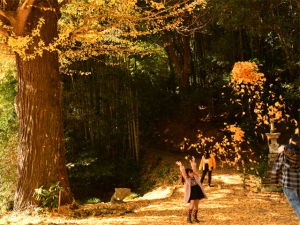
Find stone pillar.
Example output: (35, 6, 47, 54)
(265, 132, 281, 171)
(261, 125, 282, 191)
(110, 188, 131, 204)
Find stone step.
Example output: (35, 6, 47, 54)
(261, 177, 271, 184)
(260, 184, 282, 192)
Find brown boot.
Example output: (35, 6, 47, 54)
(187, 214, 192, 223)
(193, 215, 200, 223)
(187, 208, 193, 223)
(193, 209, 200, 223)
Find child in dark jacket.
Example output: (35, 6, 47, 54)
(176, 156, 207, 223)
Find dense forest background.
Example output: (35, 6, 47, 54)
(0, 0, 299, 210)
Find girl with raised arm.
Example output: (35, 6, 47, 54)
(176, 156, 207, 223)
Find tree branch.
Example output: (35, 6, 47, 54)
(0, 9, 10, 21)
(0, 28, 9, 37)
(69, 17, 88, 40)
(12, 0, 35, 36)
(58, 0, 69, 9)
(0, 10, 13, 38)
(20, 0, 35, 10)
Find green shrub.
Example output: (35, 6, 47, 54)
(85, 198, 101, 204)
(34, 181, 64, 209)
(124, 192, 139, 200)
(0, 72, 18, 213)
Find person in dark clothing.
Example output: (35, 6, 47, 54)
(271, 134, 300, 220)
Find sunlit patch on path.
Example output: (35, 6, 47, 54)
(0, 168, 298, 224)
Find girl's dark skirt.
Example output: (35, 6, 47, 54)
(188, 185, 205, 202)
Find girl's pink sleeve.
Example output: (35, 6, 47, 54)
(191, 161, 197, 172)
(179, 165, 187, 179)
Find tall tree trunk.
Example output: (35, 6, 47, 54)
(182, 34, 190, 88)
(13, 0, 73, 210)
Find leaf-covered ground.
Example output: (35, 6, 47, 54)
(0, 147, 299, 225)
(0, 165, 298, 225)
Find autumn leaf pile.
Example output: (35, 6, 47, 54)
(0, 148, 299, 225)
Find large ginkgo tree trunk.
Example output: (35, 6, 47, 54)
(0, 0, 73, 210)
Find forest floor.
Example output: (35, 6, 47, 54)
(0, 148, 299, 225)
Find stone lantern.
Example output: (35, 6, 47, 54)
(266, 120, 281, 153)
(261, 120, 282, 191)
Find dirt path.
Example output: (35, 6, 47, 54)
(0, 148, 299, 224)
(0, 169, 298, 225)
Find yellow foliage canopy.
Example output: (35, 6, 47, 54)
(0, 0, 204, 65)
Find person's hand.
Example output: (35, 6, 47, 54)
(176, 161, 182, 166)
(278, 145, 285, 153)
(190, 156, 195, 164)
